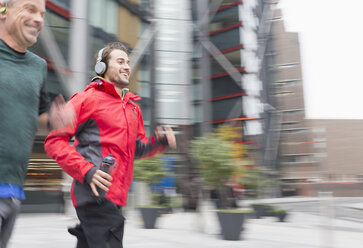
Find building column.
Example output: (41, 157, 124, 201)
(68, 0, 89, 95)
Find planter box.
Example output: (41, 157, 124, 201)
(21, 190, 64, 213)
(138, 207, 166, 229)
(251, 204, 265, 219)
(217, 211, 246, 240)
(276, 212, 288, 222)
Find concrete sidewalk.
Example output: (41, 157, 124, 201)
(8, 199, 363, 248)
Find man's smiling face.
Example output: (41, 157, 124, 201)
(2, 0, 45, 52)
(104, 49, 131, 87)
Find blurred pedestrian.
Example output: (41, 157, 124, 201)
(0, 0, 74, 247)
(44, 41, 176, 248)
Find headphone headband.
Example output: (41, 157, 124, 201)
(96, 48, 105, 63)
(94, 48, 107, 75)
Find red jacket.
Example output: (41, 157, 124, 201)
(44, 78, 164, 207)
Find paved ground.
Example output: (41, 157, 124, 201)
(8, 197, 363, 248)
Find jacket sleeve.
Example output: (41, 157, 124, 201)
(44, 91, 96, 183)
(134, 105, 165, 159)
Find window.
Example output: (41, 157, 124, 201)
(209, 50, 242, 76)
(313, 142, 326, 149)
(281, 128, 308, 134)
(193, 83, 203, 101)
(194, 104, 203, 123)
(271, 92, 295, 97)
(212, 97, 243, 121)
(312, 127, 326, 133)
(89, 0, 118, 35)
(276, 63, 299, 69)
(140, 0, 151, 12)
(282, 122, 299, 126)
(104, 0, 118, 34)
(282, 109, 304, 114)
(314, 153, 327, 158)
(210, 28, 240, 51)
(192, 43, 202, 60)
(138, 82, 150, 98)
(281, 155, 311, 163)
(209, 5, 239, 32)
(212, 77, 243, 99)
(270, 16, 282, 22)
(272, 80, 300, 87)
(50, 0, 70, 10)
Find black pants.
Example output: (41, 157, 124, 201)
(69, 199, 125, 248)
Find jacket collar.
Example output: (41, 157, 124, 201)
(87, 77, 141, 102)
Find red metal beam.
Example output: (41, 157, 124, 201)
(46, 0, 72, 19)
(210, 0, 243, 13)
(208, 44, 244, 57)
(210, 116, 260, 124)
(219, 44, 244, 54)
(209, 21, 243, 36)
(210, 92, 246, 101)
(210, 67, 245, 79)
(44, 58, 73, 75)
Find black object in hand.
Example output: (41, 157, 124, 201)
(100, 154, 115, 174)
(98, 154, 115, 197)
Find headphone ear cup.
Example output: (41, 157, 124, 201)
(94, 61, 106, 75)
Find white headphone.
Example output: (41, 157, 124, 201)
(94, 48, 106, 75)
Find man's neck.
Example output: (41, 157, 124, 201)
(103, 77, 128, 98)
(0, 34, 27, 53)
(114, 86, 124, 97)
(114, 85, 129, 100)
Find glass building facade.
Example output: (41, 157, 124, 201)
(192, 0, 264, 139)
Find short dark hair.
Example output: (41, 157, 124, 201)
(96, 42, 129, 68)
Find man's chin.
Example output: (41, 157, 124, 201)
(25, 37, 38, 47)
(114, 80, 129, 88)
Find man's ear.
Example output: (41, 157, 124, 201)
(0, 2, 7, 15)
(0, 3, 7, 21)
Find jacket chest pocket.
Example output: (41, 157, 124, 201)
(125, 106, 137, 135)
(131, 108, 137, 134)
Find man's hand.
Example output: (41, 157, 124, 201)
(155, 126, 177, 149)
(49, 95, 75, 130)
(89, 170, 113, 197)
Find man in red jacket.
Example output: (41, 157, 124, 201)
(44, 42, 176, 248)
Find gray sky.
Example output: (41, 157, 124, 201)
(279, 0, 363, 119)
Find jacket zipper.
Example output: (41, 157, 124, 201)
(131, 107, 137, 134)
